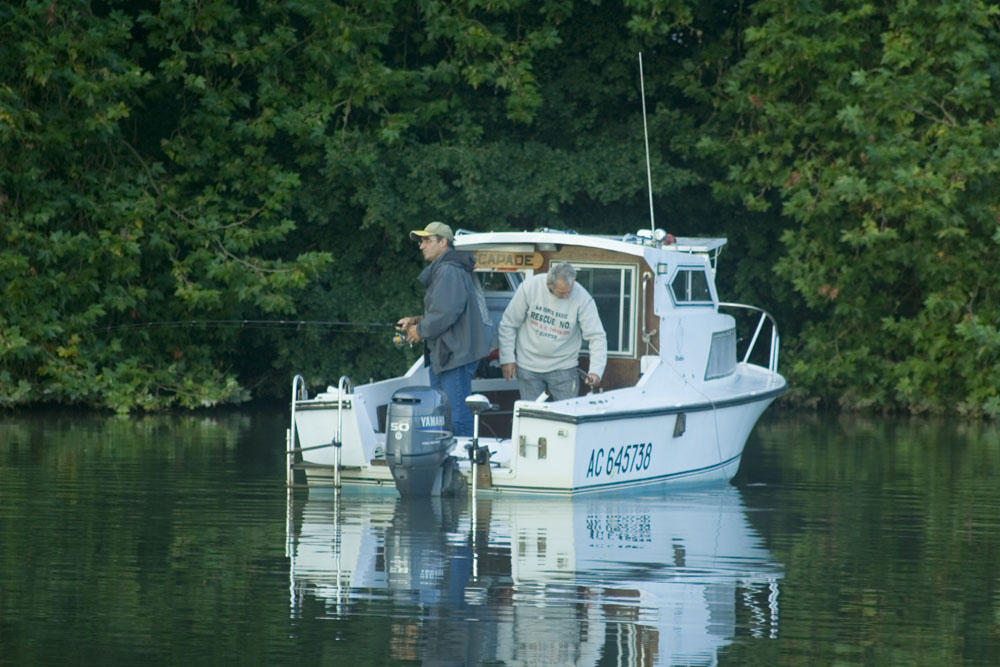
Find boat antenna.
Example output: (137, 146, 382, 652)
(639, 52, 656, 237)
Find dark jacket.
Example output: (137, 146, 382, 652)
(416, 248, 492, 374)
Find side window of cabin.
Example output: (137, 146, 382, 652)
(706, 328, 737, 380)
(669, 267, 713, 305)
(574, 265, 635, 356)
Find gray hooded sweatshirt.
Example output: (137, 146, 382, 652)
(416, 248, 493, 374)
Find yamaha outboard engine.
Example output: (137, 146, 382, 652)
(385, 386, 466, 497)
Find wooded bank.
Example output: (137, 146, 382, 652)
(2, 0, 998, 415)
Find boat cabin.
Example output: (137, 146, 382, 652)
(454, 229, 729, 439)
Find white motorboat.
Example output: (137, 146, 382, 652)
(288, 228, 786, 495)
(285, 487, 782, 665)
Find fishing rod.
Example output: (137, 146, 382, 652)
(86, 318, 417, 347)
(90, 319, 399, 331)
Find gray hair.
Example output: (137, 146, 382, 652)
(546, 262, 577, 286)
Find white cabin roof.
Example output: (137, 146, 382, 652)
(453, 228, 727, 269)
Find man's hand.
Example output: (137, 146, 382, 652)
(584, 373, 600, 387)
(502, 363, 517, 381)
(396, 316, 423, 343)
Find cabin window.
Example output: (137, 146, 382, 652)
(574, 264, 636, 356)
(476, 271, 521, 293)
(705, 328, 737, 380)
(475, 271, 523, 328)
(669, 267, 713, 305)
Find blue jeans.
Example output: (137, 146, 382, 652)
(517, 366, 579, 402)
(428, 359, 478, 437)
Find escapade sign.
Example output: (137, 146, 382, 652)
(472, 250, 544, 271)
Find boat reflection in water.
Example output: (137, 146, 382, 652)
(285, 487, 781, 666)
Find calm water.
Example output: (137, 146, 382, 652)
(1, 409, 998, 666)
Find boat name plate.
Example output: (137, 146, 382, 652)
(473, 250, 543, 271)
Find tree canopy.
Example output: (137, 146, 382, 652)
(2, 0, 998, 416)
(699, 0, 1000, 415)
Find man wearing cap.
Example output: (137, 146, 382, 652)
(396, 222, 492, 437)
(498, 261, 607, 401)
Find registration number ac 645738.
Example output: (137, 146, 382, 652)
(586, 443, 652, 479)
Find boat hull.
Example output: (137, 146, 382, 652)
(291, 383, 781, 495)
(490, 391, 776, 494)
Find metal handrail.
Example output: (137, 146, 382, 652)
(717, 302, 781, 373)
(288, 374, 307, 487)
(288, 374, 354, 489)
(640, 272, 657, 354)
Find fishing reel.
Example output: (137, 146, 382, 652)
(392, 325, 416, 349)
(392, 320, 417, 349)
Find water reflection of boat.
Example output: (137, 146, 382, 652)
(286, 487, 782, 666)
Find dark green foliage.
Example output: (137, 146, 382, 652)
(1, 0, 330, 411)
(2, 0, 998, 414)
(699, 0, 1000, 416)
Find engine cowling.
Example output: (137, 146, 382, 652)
(384, 386, 465, 497)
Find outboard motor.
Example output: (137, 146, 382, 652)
(385, 386, 466, 497)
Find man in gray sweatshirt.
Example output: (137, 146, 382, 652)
(498, 262, 607, 401)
